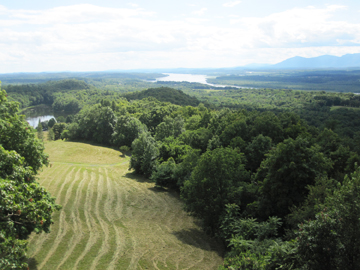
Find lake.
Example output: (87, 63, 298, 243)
(21, 104, 57, 128)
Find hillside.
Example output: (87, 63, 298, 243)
(123, 87, 200, 106)
(27, 140, 223, 269)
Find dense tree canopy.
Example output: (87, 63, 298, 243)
(182, 147, 250, 233)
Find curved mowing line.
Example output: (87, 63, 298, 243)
(107, 225, 126, 270)
(126, 232, 142, 270)
(27, 165, 73, 259)
(54, 166, 76, 203)
(55, 169, 87, 270)
(31, 142, 225, 270)
(37, 162, 63, 184)
(89, 170, 110, 270)
(42, 164, 72, 194)
(62, 167, 81, 208)
(50, 161, 127, 167)
(73, 170, 99, 269)
(108, 173, 124, 220)
(37, 167, 80, 269)
(31, 166, 75, 268)
(38, 211, 68, 270)
(103, 168, 115, 222)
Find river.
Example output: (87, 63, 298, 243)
(155, 73, 250, 88)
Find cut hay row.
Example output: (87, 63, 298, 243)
(27, 141, 223, 269)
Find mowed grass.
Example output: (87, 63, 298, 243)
(27, 140, 224, 270)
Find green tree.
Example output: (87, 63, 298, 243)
(182, 147, 250, 233)
(0, 90, 61, 269)
(155, 116, 184, 141)
(130, 132, 159, 177)
(52, 122, 67, 140)
(77, 104, 116, 144)
(257, 137, 332, 219)
(245, 134, 272, 172)
(48, 118, 56, 128)
(47, 128, 55, 141)
(151, 158, 177, 189)
(36, 119, 43, 140)
(111, 115, 147, 148)
(295, 166, 360, 270)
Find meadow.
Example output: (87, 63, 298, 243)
(27, 139, 223, 270)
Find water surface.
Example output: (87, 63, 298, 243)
(21, 105, 56, 128)
(155, 73, 251, 88)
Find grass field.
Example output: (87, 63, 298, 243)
(27, 140, 224, 270)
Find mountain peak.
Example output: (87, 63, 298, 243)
(272, 53, 360, 69)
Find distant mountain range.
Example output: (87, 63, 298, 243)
(270, 53, 360, 69)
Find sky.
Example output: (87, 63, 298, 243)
(1, 0, 360, 73)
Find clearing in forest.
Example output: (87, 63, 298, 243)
(27, 140, 224, 270)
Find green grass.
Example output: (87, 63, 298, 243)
(27, 140, 223, 269)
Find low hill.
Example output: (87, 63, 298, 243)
(3, 79, 91, 94)
(123, 87, 200, 106)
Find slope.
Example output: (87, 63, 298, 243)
(27, 140, 223, 270)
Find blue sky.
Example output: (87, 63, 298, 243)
(1, 0, 360, 73)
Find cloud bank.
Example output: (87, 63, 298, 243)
(0, 4, 359, 72)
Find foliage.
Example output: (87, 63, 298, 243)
(257, 136, 332, 219)
(219, 205, 297, 270)
(151, 158, 177, 189)
(47, 128, 55, 141)
(130, 132, 159, 177)
(0, 90, 48, 174)
(295, 166, 360, 270)
(111, 115, 147, 148)
(124, 87, 200, 106)
(52, 122, 67, 140)
(173, 148, 201, 188)
(155, 116, 185, 141)
(0, 90, 61, 269)
(36, 119, 43, 140)
(158, 136, 191, 164)
(77, 104, 116, 144)
(182, 147, 250, 233)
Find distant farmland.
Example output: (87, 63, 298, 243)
(27, 140, 223, 269)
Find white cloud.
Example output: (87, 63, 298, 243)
(223, 1, 242, 8)
(128, 3, 139, 8)
(0, 4, 359, 72)
(193, 8, 207, 16)
(230, 5, 359, 48)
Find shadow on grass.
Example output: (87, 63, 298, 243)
(124, 172, 153, 184)
(172, 228, 224, 257)
(60, 139, 121, 152)
(27, 257, 39, 270)
(148, 186, 167, 193)
(124, 172, 182, 199)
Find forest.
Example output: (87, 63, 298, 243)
(207, 69, 360, 92)
(2, 73, 360, 269)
